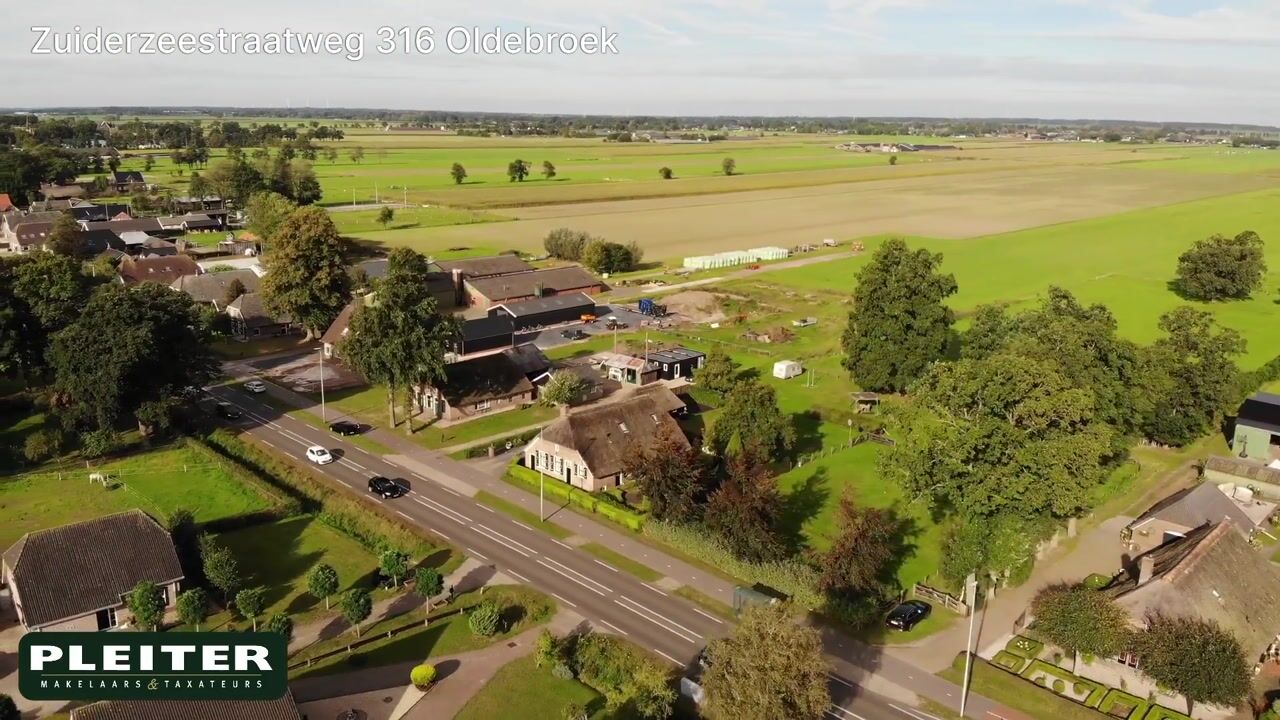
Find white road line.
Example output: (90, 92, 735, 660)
(466, 547, 488, 561)
(540, 557, 612, 595)
(396, 510, 412, 520)
(507, 570, 530, 583)
(538, 559, 608, 597)
(828, 674, 857, 689)
(551, 592, 577, 608)
(414, 491, 471, 520)
(593, 559, 619, 573)
(645, 584, 668, 597)
(598, 620, 627, 636)
(512, 520, 534, 531)
(552, 539, 572, 550)
(440, 486, 460, 496)
(691, 607, 724, 624)
(613, 597, 699, 643)
(477, 524, 537, 555)
(474, 525, 532, 558)
(476, 504, 494, 512)
(653, 648, 682, 666)
(891, 704, 943, 720)
(261, 440, 275, 448)
(344, 458, 367, 471)
(827, 706, 865, 720)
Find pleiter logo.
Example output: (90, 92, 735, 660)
(19, 632, 287, 701)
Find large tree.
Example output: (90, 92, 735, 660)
(507, 159, 530, 182)
(543, 228, 593, 261)
(1136, 307, 1244, 446)
(245, 191, 298, 246)
(817, 494, 902, 600)
(12, 251, 93, 338)
(704, 449, 787, 562)
(695, 345, 740, 395)
(1031, 583, 1132, 670)
(450, 162, 467, 185)
(47, 213, 91, 259)
(842, 238, 957, 392)
(702, 603, 830, 720)
(340, 247, 461, 433)
(48, 283, 217, 434)
(623, 427, 706, 522)
(1137, 614, 1251, 713)
(0, 258, 43, 380)
(882, 352, 1116, 520)
(705, 378, 794, 460)
(260, 206, 350, 339)
(1174, 230, 1266, 301)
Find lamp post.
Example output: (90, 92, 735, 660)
(537, 428, 545, 522)
(318, 346, 327, 421)
(960, 573, 979, 718)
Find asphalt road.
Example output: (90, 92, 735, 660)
(206, 384, 976, 720)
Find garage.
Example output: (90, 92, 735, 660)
(488, 293, 596, 332)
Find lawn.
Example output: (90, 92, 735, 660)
(454, 654, 606, 720)
(219, 515, 386, 625)
(0, 441, 276, 548)
(775, 443, 944, 590)
(291, 585, 554, 678)
(329, 205, 513, 236)
(765, 188, 1280, 368)
(939, 654, 1110, 720)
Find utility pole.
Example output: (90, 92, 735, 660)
(537, 429, 545, 521)
(960, 573, 979, 718)
(319, 347, 327, 421)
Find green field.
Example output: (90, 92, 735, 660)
(455, 654, 607, 720)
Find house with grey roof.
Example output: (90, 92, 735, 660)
(1, 510, 184, 632)
(171, 268, 261, 308)
(227, 292, 295, 339)
(71, 695, 302, 720)
(464, 266, 606, 308)
(1122, 482, 1276, 555)
(417, 346, 547, 422)
(523, 384, 688, 491)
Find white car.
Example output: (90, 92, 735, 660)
(244, 380, 267, 394)
(305, 445, 334, 465)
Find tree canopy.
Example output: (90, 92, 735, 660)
(1031, 583, 1132, 667)
(623, 427, 707, 522)
(694, 345, 739, 395)
(817, 494, 903, 600)
(842, 238, 957, 392)
(705, 450, 787, 562)
(245, 191, 298, 246)
(260, 206, 350, 338)
(705, 378, 794, 460)
(1174, 231, 1266, 301)
(1137, 614, 1251, 712)
(702, 603, 830, 720)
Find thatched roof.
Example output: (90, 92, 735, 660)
(540, 385, 688, 479)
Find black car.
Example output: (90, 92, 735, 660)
(368, 476, 406, 499)
(885, 600, 931, 631)
(215, 402, 242, 420)
(561, 328, 588, 340)
(329, 420, 363, 436)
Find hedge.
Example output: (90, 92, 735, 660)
(1005, 635, 1045, 659)
(992, 650, 1027, 673)
(1098, 689, 1151, 720)
(505, 465, 646, 531)
(1142, 707, 1191, 720)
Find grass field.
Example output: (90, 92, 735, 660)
(0, 439, 275, 548)
(454, 654, 606, 720)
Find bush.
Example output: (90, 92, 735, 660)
(1052, 679, 1066, 693)
(410, 663, 437, 689)
(23, 427, 65, 463)
(992, 650, 1026, 673)
(468, 600, 501, 637)
(507, 465, 646, 530)
(551, 661, 574, 680)
(1004, 635, 1044, 659)
(80, 429, 120, 459)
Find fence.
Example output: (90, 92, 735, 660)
(913, 582, 969, 616)
(289, 604, 467, 672)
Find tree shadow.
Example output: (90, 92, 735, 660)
(790, 410, 825, 455)
(222, 516, 324, 611)
(777, 466, 830, 552)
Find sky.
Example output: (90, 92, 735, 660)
(2, 0, 1277, 124)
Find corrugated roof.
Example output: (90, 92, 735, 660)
(435, 254, 532, 278)
(2, 510, 184, 629)
(466, 266, 603, 303)
(71, 694, 301, 720)
(647, 347, 705, 364)
(492, 292, 595, 318)
(438, 351, 533, 406)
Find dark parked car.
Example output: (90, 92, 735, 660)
(561, 328, 587, 340)
(215, 402, 242, 420)
(329, 420, 363, 436)
(368, 476, 406, 499)
(885, 600, 931, 631)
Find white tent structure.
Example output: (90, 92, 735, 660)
(683, 246, 790, 270)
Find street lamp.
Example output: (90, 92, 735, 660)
(960, 573, 979, 717)
(318, 346, 327, 421)
(847, 418, 853, 447)
(537, 428, 545, 522)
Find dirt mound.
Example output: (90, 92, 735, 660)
(663, 290, 726, 324)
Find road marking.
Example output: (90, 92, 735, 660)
(506, 570, 529, 583)
(511, 520, 534, 531)
(551, 592, 577, 608)
(339, 459, 364, 472)
(986, 713, 1008, 720)
(474, 524, 534, 558)
(261, 440, 275, 448)
(614, 596, 700, 643)
(538, 559, 609, 597)
(476, 504, 494, 512)
(598, 620, 627, 636)
(891, 704, 943, 720)
(653, 648, 682, 666)
(552, 539, 572, 550)
(343, 458, 367, 471)
(414, 496, 471, 524)
(828, 674, 857, 689)
(691, 607, 724, 624)
(466, 547, 488, 561)
(593, 559, 619, 573)
(827, 706, 865, 720)
(440, 486, 460, 496)
(396, 510, 412, 520)
(644, 584, 668, 597)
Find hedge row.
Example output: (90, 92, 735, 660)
(505, 465, 646, 531)
(195, 428, 436, 557)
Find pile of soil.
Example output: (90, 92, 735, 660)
(662, 290, 726, 324)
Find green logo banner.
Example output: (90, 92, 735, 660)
(19, 632, 287, 701)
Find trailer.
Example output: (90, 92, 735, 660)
(638, 298, 669, 317)
(773, 360, 803, 379)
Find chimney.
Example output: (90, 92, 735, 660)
(1137, 555, 1156, 585)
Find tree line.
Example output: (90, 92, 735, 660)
(543, 228, 645, 274)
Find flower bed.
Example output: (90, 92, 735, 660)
(1099, 689, 1151, 720)
(1005, 635, 1045, 659)
(1019, 660, 1099, 705)
(992, 650, 1027, 673)
(1142, 707, 1191, 720)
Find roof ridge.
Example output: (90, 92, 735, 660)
(1161, 522, 1231, 584)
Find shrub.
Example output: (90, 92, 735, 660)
(551, 661, 574, 680)
(563, 703, 588, 720)
(80, 429, 120, 459)
(1004, 635, 1044, 659)
(410, 663, 437, 689)
(23, 427, 65, 463)
(991, 650, 1026, 673)
(468, 600, 501, 637)
(1052, 679, 1066, 693)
